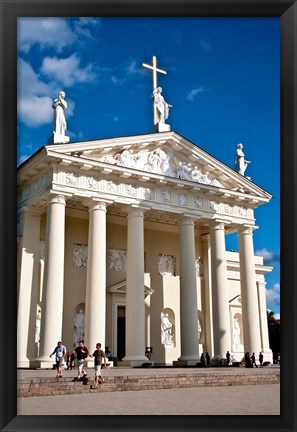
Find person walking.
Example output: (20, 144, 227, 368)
(259, 352, 264, 368)
(244, 352, 251, 368)
(226, 350, 231, 366)
(251, 352, 258, 368)
(50, 341, 67, 378)
(90, 342, 107, 388)
(74, 340, 89, 380)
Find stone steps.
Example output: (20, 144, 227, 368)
(18, 369, 280, 397)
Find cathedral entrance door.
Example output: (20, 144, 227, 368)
(117, 305, 126, 360)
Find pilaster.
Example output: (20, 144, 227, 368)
(17, 207, 42, 367)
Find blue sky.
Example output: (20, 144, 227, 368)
(17, 17, 280, 317)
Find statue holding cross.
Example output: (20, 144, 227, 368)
(142, 56, 172, 131)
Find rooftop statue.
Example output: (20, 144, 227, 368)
(51, 91, 70, 144)
(151, 87, 172, 124)
(235, 143, 251, 176)
(142, 56, 172, 131)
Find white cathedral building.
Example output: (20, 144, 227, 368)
(17, 58, 273, 368)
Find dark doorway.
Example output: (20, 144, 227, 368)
(117, 306, 126, 360)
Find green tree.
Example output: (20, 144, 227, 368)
(267, 310, 280, 362)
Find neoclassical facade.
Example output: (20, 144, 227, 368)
(17, 131, 273, 368)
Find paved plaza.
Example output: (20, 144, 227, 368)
(17, 366, 280, 415)
(18, 383, 280, 415)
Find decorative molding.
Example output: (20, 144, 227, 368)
(65, 172, 79, 186)
(177, 193, 188, 206)
(193, 196, 203, 209)
(85, 176, 98, 190)
(209, 200, 218, 212)
(161, 190, 172, 204)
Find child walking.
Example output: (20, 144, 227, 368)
(90, 342, 107, 388)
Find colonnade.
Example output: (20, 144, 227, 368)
(17, 193, 265, 367)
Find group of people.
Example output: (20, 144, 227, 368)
(244, 351, 264, 368)
(50, 340, 107, 387)
(199, 352, 211, 367)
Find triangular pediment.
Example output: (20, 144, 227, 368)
(21, 131, 272, 202)
(107, 280, 154, 296)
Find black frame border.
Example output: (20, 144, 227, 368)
(1, 1, 296, 431)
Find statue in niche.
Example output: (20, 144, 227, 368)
(35, 309, 41, 343)
(196, 257, 204, 278)
(152, 87, 172, 124)
(161, 313, 173, 346)
(52, 91, 67, 137)
(73, 309, 85, 347)
(235, 143, 251, 176)
(233, 317, 241, 346)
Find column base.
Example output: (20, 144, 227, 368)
(17, 358, 30, 368)
(32, 357, 55, 369)
(174, 356, 200, 367)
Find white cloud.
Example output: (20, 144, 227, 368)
(266, 283, 280, 307)
(18, 58, 75, 127)
(18, 95, 54, 127)
(18, 18, 77, 53)
(126, 60, 146, 76)
(18, 58, 51, 98)
(41, 54, 97, 87)
(74, 18, 101, 38)
(187, 87, 205, 101)
(255, 248, 280, 265)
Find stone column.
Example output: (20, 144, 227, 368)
(84, 201, 107, 354)
(257, 281, 272, 361)
(177, 217, 200, 364)
(17, 207, 42, 367)
(210, 221, 232, 356)
(238, 226, 262, 354)
(202, 233, 214, 356)
(38, 195, 66, 364)
(123, 208, 147, 365)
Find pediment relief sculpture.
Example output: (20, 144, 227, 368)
(97, 148, 224, 188)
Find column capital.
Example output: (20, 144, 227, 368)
(238, 225, 258, 236)
(210, 220, 225, 231)
(125, 206, 147, 217)
(47, 194, 66, 206)
(88, 200, 108, 212)
(179, 216, 196, 226)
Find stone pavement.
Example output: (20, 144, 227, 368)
(18, 383, 280, 415)
(17, 366, 280, 415)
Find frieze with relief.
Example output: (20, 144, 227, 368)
(73, 244, 88, 268)
(158, 254, 176, 276)
(98, 148, 224, 187)
(108, 249, 127, 272)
